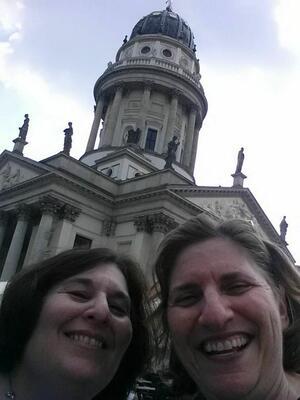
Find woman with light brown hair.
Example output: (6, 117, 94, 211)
(154, 214, 300, 399)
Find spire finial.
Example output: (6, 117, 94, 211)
(166, 0, 173, 12)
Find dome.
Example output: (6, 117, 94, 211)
(130, 9, 195, 50)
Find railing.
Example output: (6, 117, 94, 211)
(104, 57, 201, 87)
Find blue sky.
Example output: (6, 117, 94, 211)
(1, 0, 300, 262)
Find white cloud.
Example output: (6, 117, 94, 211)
(1, 61, 92, 158)
(0, 0, 24, 33)
(273, 0, 300, 58)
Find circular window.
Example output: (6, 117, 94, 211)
(163, 49, 172, 57)
(141, 46, 151, 54)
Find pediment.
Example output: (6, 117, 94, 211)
(0, 156, 49, 191)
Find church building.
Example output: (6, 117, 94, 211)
(0, 5, 293, 283)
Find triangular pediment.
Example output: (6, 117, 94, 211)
(0, 151, 50, 191)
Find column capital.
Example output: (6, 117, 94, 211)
(170, 89, 182, 99)
(134, 215, 152, 233)
(102, 219, 117, 236)
(39, 196, 62, 215)
(134, 213, 177, 234)
(59, 204, 81, 222)
(148, 213, 178, 234)
(114, 82, 126, 92)
(144, 80, 155, 90)
(16, 204, 31, 220)
(0, 210, 8, 223)
(189, 104, 198, 114)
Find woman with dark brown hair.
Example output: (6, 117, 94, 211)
(154, 214, 300, 400)
(0, 247, 151, 400)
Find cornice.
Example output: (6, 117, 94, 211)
(0, 172, 114, 206)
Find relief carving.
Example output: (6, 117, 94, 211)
(0, 163, 22, 190)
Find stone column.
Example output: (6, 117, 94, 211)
(147, 213, 178, 283)
(86, 95, 104, 152)
(190, 127, 200, 173)
(51, 204, 81, 255)
(30, 197, 61, 264)
(132, 215, 152, 272)
(0, 211, 8, 250)
(102, 84, 124, 146)
(183, 106, 197, 167)
(1, 206, 30, 281)
(164, 90, 179, 150)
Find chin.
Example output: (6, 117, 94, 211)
(202, 378, 256, 400)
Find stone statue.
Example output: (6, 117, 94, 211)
(127, 128, 141, 145)
(164, 135, 180, 169)
(235, 147, 245, 173)
(123, 35, 128, 44)
(63, 122, 73, 155)
(166, 0, 173, 11)
(280, 216, 288, 241)
(18, 114, 29, 140)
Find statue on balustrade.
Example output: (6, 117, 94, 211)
(235, 147, 245, 173)
(280, 216, 288, 241)
(164, 135, 180, 169)
(18, 114, 29, 140)
(63, 122, 73, 155)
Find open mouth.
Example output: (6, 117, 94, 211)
(201, 334, 251, 356)
(65, 332, 106, 349)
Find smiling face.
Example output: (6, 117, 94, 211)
(167, 238, 288, 400)
(19, 263, 133, 395)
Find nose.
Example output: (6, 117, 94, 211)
(198, 289, 234, 330)
(83, 294, 111, 323)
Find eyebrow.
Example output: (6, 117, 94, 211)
(61, 277, 131, 305)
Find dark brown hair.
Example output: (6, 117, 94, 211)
(154, 214, 300, 395)
(0, 247, 151, 400)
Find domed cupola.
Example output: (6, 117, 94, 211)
(82, 4, 207, 183)
(130, 9, 195, 51)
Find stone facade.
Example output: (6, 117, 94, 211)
(0, 7, 293, 283)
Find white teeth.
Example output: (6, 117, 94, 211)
(68, 333, 104, 348)
(224, 340, 232, 350)
(203, 335, 249, 354)
(217, 342, 224, 351)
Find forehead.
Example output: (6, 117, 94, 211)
(61, 262, 129, 293)
(170, 238, 263, 285)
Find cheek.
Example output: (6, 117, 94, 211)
(117, 319, 133, 349)
(167, 308, 194, 340)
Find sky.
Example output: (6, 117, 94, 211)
(0, 0, 300, 262)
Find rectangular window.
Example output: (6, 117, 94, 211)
(145, 128, 157, 152)
(73, 234, 92, 249)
